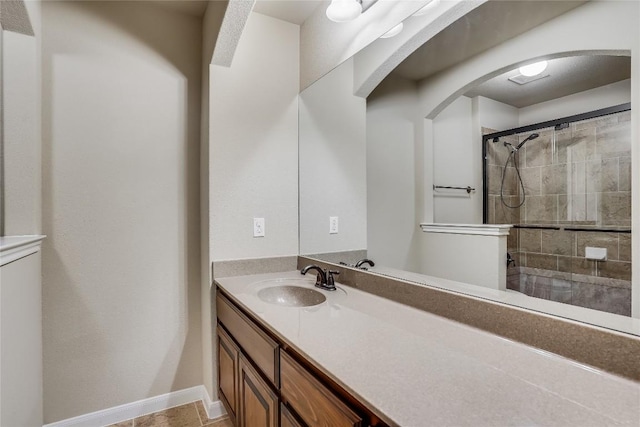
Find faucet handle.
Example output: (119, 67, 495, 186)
(325, 270, 339, 290)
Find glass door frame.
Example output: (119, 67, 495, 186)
(481, 102, 631, 224)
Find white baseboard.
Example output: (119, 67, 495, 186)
(43, 385, 226, 427)
(201, 386, 228, 420)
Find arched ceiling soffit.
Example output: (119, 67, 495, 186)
(415, 1, 635, 118)
(211, 0, 256, 67)
(427, 49, 630, 120)
(354, 0, 586, 99)
(353, 0, 485, 98)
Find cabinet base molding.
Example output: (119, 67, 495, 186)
(43, 385, 226, 427)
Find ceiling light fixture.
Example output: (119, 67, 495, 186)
(519, 60, 548, 77)
(413, 0, 440, 17)
(326, 0, 363, 23)
(380, 22, 403, 39)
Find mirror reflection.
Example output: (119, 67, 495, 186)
(299, 0, 638, 333)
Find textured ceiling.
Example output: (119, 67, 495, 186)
(0, 0, 34, 35)
(465, 55, 631, 108)
(391, 0, 585, 82)
(253, 0, 323, 25)
(150, 1, 210, 17)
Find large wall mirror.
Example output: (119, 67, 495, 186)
(299, 0, 639, 336)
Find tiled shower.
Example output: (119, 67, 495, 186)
(484, 107, 632, 316)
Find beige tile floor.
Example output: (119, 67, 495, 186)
(108, 401, 232, 427)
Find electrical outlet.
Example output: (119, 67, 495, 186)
(329, 216, 339, 234)
(253, 218, 265, 237)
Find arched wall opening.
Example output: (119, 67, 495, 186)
(365, 1, 639, 315)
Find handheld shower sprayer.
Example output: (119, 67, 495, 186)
(502, 132, 539, 153)
(515, 133, 539, 151)
(498, 132, 539, 209)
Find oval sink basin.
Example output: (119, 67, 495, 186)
(257, 285, 326, 307)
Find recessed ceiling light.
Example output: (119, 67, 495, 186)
(519, 61, 548, 77)
(508, 73, 550, 85)
(380, 22, 403, 39)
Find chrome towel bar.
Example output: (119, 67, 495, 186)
(433, 185, 475, 194)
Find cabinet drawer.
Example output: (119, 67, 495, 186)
(280, 352, 362, 427)
(217, 293, 279, 385)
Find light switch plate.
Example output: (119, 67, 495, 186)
(329, 216, 339, 234)
(253, 218, 265, 237)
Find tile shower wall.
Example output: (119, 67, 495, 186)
(506, 228, 631, 316)
(486, 110, 632, 316)
(487, 111, 631, 227)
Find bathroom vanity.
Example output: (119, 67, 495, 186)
(216, 283, 380, 427)
(215, 271, 640, 427)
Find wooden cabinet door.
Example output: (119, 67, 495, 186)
(238, 354, 278, 427)
(217, 326, 239, 425)
(280, 403, 305, 427)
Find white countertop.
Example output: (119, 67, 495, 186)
(216, 271, 640, 427)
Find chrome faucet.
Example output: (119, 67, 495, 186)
(300, 265, 339, 291)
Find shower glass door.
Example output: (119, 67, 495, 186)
(484, 107, 632, 316)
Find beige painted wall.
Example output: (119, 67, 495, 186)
(519, 78, 631, 126)
(299, 58, 367, 256)
(201, 0, 227, 401)
(41, 1, 203, 422)
(418, 229, 507, 290)
(0, 23, 3, 233)
(432, 96, 476, 223)
(210, 12, 299, 262)
(366, 74, 419, 271)
(1, 0, 41, 235)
